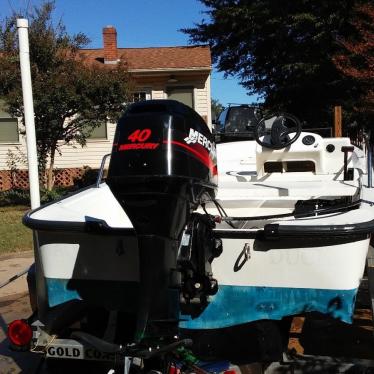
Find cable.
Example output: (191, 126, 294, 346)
(201, 203, 209, 216)
(212, 199, 236, 228)
(0, 268, 29, 289)
(26, 0, 32, 17)
(7, 0, 16, 14)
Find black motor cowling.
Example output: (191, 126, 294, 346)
(106, 100, 217, 342)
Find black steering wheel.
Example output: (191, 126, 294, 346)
(254, 113, 302, 150)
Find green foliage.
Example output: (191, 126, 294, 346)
(0, 186, 72, 207)
(333, 4, 374, 125)
(73, 166, 99, 188)
(184, 0, 371, 126)
(6, 147, 27, 189)
(0, 1, 131, 188)
(211, 98, 224, 121)
(40, 186, 69, 203)
(0, 189, 31, 207)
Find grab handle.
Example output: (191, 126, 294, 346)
(341, 146, 354, 181)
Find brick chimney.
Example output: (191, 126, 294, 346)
(103, 26, 118, 64)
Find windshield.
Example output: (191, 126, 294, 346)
(225, 107, 258, 133)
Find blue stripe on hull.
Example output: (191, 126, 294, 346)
(46, 278, 81, 307)
(45, 278, 357, 329)
(180, 285, 357, 329)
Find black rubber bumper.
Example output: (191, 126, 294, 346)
(24, 207, 374, 240)
(213, 218, 374, 240)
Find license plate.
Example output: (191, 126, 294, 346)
(45, 339, 116, 362)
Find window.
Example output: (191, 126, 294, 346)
(226, 107, 258, 133)
(80, 121, 107, 140)
(167, 87, 194, 108)
(0, 101, 19, 143)
(132, 91, 151, 103)
(88, 123, 107, 139)
(216, 108, 228, 133)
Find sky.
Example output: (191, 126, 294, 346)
(0, 0, 259, 107)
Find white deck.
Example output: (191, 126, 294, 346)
(30, 184, 132, 228)
(217, 179, 359, 200)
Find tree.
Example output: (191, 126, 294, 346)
(183, 0, 369, 127)
(0, 2, 131, 190)
(211, 98, 224, 121)
(333, 4, 374, 124)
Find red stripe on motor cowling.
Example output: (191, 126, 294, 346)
(212, 164, 218, 176)
(163, 140, 217, 175)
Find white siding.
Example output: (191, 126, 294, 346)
(194, 76, 210, 122)
(53, 122, 116, 169)
(0, 73, 211, 170)
(0, 122, 116, 170)
(0, 142, 27, 170)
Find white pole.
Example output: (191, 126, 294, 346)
(17, 18, 40, 209)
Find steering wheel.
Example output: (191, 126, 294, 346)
(254, 113, 302, 150)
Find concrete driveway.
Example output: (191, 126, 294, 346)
(0, 251, 41, 374)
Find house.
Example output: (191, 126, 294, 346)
(0, 26, 212, 190)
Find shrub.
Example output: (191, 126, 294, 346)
(73, 166, 99, 188)
(0, 186, 73, 207)
(40, 187, 70, 204)
(0, 189, 30, 207)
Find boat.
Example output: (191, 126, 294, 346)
(19, 100, 374, 369)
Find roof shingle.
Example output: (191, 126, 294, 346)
(79, 45, 211, 71)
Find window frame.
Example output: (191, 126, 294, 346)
(131, 89, 152, 103)
(0, 102, 20, 144)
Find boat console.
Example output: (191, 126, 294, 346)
(217, 114, 366, 209)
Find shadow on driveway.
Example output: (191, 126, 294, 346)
(0, 292, 42, 373)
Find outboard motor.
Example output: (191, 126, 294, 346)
(107, 100, 217, 343)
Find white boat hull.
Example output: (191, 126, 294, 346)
(35, 222, 369, 329)
(180, 236, 369, 328)
(25, 132, 374, 330)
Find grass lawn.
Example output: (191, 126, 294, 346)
(0, 206, 33, 255)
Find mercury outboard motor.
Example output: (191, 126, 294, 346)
(107, 100, 217, 343)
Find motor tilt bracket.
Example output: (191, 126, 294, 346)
(177, 213, 222, 315)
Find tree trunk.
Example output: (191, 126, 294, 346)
(46, 147, 56, 191)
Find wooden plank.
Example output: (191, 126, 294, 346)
(334, 106, 342, 137)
